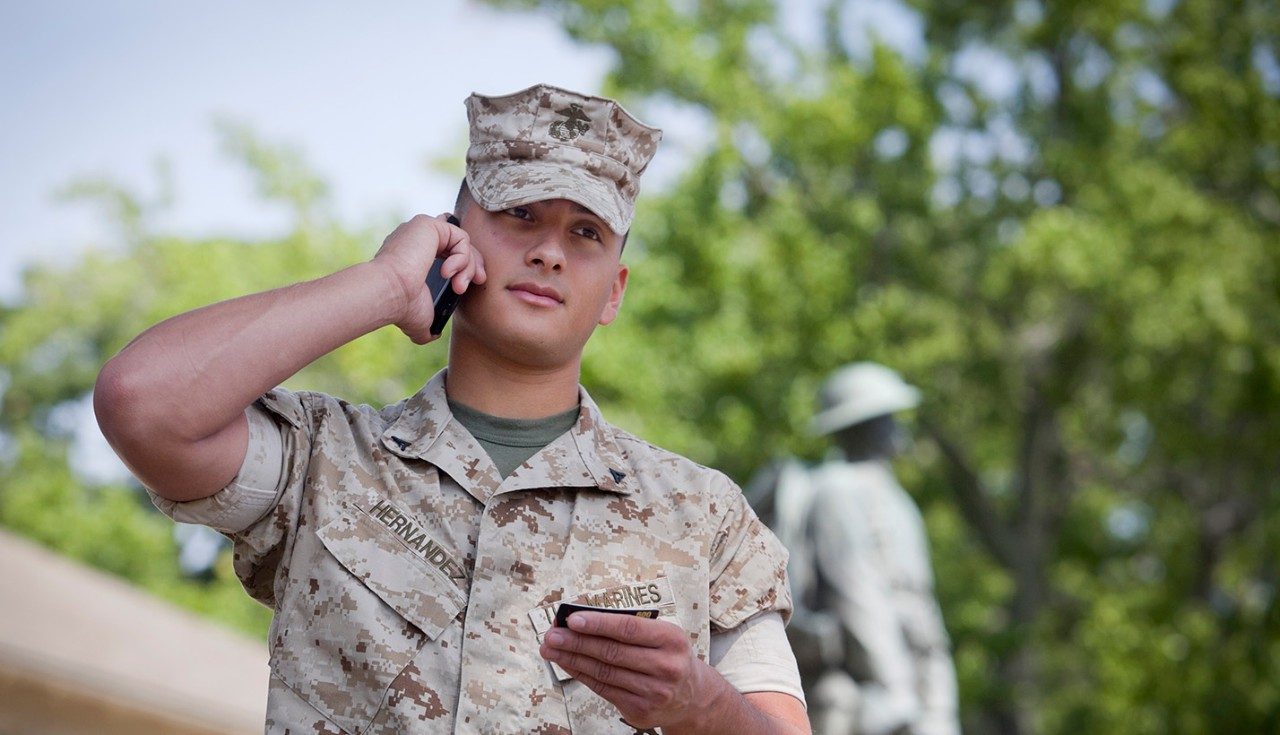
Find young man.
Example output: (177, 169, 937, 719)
(94, 84, 809, 734)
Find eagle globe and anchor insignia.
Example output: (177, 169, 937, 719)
(549, 103, 592, 141)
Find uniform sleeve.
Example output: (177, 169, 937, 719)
(146, 403, 285, 533)
(147, 387, 315, 609)
(707, 473, 794, 631)
(709, 611, 806, 706)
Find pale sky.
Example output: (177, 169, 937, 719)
(0, 0, 626, 485)
(0, 0, 620, 303)
(0, 0, 942, 304)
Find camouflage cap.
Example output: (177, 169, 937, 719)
(464, 84, 663, 235)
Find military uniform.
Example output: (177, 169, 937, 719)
(152, 371, 794, 733)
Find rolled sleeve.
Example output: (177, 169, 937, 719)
(148, 387, 314, 609)
(146, 403, 285, 534)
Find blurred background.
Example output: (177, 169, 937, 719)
(1, 1, 1277, 733)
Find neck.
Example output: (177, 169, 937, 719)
(445, 335, 582, 419)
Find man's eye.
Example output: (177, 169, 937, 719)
(506, 206, 532, 220)
(575, 226, 602, 242)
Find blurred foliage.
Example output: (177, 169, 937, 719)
(1, 1, 1278, 733)
(0, 122, 444, 639)
(501, 1, 1278, 733)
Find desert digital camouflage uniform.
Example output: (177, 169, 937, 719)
(153, 371, 792, 734)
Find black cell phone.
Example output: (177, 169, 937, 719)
(425, 215, 464, 335)
(553, 602, 660, 628)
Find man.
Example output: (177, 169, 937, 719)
(763, 364, 959, 735)
(94, 84, 809, 734)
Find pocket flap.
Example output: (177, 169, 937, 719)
(316, 510, 466, 640)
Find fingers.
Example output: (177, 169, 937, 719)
(556, 655, 693, 731)
(398, 300, 441, 345)
(540, 618, 703, 731)
(540, 629, 672, 680)
(546, 647, 657, 697)
(564, 611, 681, 647)
(435, 213, 487, 292)
(557, 663, 657, 721)
(442, 250, 484, 293)
(374, 212, 484, 342)
(539, 619, 692, 703)
(397, 324, 437, 346)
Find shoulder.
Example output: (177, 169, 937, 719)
(257, 386, 405, 437)
(602, 424, 764, 559)
(609, 424, 740, 502)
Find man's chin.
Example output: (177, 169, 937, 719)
(456, 318, 585, 369)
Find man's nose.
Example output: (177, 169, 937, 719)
(526, 231, 567, 271)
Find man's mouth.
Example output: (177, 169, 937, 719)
(508, 281, 564, 307)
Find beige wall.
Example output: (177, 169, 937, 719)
(0, 531, 269, 735)
(0, 668, 246, 735)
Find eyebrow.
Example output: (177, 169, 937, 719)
(569, 203, 613, 233)
(527, 200, 611, 233)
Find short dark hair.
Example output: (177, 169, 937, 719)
(454, 179, 472, 216)
(453, 179, 629, 251)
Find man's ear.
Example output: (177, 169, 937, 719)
(597, 264, 628, 326)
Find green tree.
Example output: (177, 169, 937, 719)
(486, 1, 1280, 733)
(1, 2, 1277, 733)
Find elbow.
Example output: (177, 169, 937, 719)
(94, 358, 160, 450)
(94, 359, 240, 504)
(94, 361, 185, 501)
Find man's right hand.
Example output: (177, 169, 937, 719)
(372, 213, 487, 344)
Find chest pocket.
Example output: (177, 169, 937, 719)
(270, 508, 466, 734)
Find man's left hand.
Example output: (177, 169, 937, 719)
(539, 611, 716, 731)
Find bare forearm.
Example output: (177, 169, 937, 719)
(668, 662, 810, 735)
(103, 262, 398, 435)
(95, 262, 402, 496)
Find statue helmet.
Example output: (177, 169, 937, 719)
(810, 362, 921, 435)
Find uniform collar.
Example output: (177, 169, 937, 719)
(380, 369, 635, 500)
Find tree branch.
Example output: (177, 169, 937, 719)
(920, 414, 1019, 572)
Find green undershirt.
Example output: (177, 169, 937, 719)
(447, 399, 580, 479)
